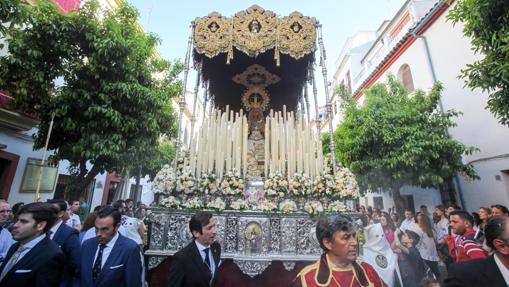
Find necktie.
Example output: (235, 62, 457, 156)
(0, 245, 28, 281)
(203, 248, 212, 280)
(92, 244, 106, 283)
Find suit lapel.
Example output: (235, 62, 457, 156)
(0, 242, 20, 274)
(52, 223, 65, 245)
(189, 241, 212, 282)
(3, 236, 48, 280)
(212, 243, 220, 273)
(483, 255, 507, 286)
(96, 234, 123, 284)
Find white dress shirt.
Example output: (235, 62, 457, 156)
(494, 253, 509, 286)
(195, 240, 216, 276)
(399, 218, 415, 232)
(0, 228, 15, 261)
(93, 232, 119, 269)
(66, 214, 81, 229)
(49, 220, 64, 240)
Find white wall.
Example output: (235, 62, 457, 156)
(0, 127, 55, 204)
(362, 2, 509, 211)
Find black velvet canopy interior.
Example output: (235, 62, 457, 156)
(194, 48, 315, 112)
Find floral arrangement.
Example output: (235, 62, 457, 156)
(160, 195, 180, 208)
(327, 200, 348, 213)
(229, 198, 249, 210)
(152, 164, 176, 195)
(198, 172, 218, 195)
(288, 172, 313, 196)
(333, 168, 360, 199)
(175, 167, 196, 195)
(304, 200, 324, 215)
(263, 172, 287, 198)
(181, 197, 204, 209)
(206, 197, 226, 211)
(254, 199, 278, 212)
(220, 169, 245, 196)
(278, 199, 298, 213)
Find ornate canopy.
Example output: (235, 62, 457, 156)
(193, 5, 317, 64)
(192, 5, 318, 112)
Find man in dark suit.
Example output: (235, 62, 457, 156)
(80, 205, 142, 287)
(444, 215, 509, 286)
(168, 211, 221, 287)
(48, 199, 80, 287)
(0, 202, 65, 287)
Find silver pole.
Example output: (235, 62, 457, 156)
(311, 72, 321, 135)
(189, 69, 201, 144)
(174, 23, 194, 172)
(300, 99, 305, 123)
(304, 84, 311, 122)
(317, 23, 337, 175)
(202, 82, 208, 126)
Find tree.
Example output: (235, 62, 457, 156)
(0, 1, 183, 194)
(334, 76, 478, 213)
(448, 0, 509, 125)
(0, 0, 28, 42)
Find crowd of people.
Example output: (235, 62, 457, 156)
(355, 203, 509, 286)
(0, 198, 148, 287)
(2, 197, 509, 287)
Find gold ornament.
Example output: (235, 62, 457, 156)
(193, 5, 317, 64)
(194, 12, 232, 58)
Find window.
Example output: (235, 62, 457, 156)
(373, 196, 384, 210)
(398, 64, 415, 93)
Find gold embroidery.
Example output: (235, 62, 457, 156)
(193, 5, 317, 64)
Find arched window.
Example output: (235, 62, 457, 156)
(398, 64, 415, 93)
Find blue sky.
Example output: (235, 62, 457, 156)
(127, 0, 407, 104)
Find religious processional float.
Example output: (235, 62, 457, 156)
(146, 6, 360, 276)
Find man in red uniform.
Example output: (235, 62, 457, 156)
(445, 210, 486, 262)
(292, 215, 385, 287)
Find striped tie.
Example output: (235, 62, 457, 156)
(0, 245, 28, 281)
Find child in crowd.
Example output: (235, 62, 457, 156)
(393, 230, 426, 287)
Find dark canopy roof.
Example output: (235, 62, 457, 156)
(195, 49, 314, 112)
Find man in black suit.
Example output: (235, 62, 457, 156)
(444, 215, 509, 286)
(48, 199, 80, 287)
(168, 211, 221, 287)
(0, 202, 65, 287)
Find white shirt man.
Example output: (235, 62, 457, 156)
(66, 201, 81, 231)
(399, 210, 415, 232)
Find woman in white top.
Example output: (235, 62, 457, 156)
(413, 213, 441, 280)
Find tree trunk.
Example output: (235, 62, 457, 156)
(134, 167, 142, 203)
(392, 185, 405, 216)
(68, 163, 102, 198)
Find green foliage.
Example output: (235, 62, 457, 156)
(0, 0, 28, 42)
(0, 0, 182, 193)
(334, 76, 478, 197)
(448, 0, 509, 125)
(321, 133, 330, 155)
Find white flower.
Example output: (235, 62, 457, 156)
(230, 198, 249, 210)
(206, 197, 226, 211)
(278, 199, 297, 213)
(182, 197, 203, 209)
(304, 200, 324, 215)
(327, 200, 348, 212)
(160, 196, 180, 208)
(255, 200, 278, 212)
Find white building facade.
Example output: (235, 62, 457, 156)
(331, 0, 509, 212)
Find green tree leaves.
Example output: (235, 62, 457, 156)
(333, 76, 478, 211)
(0, 0, 182, 193)
(448, 0, 509, 125)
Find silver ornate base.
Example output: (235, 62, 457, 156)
(146, 208, 358, 276)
